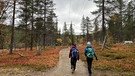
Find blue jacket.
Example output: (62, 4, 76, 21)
(84, 45, 98, 59)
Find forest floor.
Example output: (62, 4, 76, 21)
(0, 48, 89, 76)
(0, 45, 135, 76)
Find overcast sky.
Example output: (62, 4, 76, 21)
(53, 0, 97, 35)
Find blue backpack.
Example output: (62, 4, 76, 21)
(86, 48, 94, 58)
(71, 48, 79, 58)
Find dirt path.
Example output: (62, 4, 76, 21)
(45, 48, 89, 76)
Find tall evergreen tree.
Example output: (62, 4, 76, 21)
(0, 1, 10, 49)
(93, 17, 100, 44)
(0, 24, 8, 49)
(85, 16, 92, 42)
(81, 16, 86, 43)
(81, 16, 93, 42)
(63, 22, 68, 45)
(69, 22, 74, 44)
(19, 0, 32, 50)
(0, 0, 9, 22)
(92, 0, 127, 42)
(30, 0, 34, 50)
(108, 14, 120, 42)
(10, 0, 16, 54)
(123, 0, 135, 41)
(108, 0, 126, 42)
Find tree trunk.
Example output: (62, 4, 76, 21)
(86, 22, 89, 42)
(10, 0, 16, 54)
(102, 0, 106, 42)
(30, 0, 34, 50)
(119, 0, 123, 42)
(43, 0, 46, 48)
(70, 22, 74, 44)
(36, 34, 41, 55)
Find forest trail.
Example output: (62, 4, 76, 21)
(45, 48, 89, 76)
(44, 48, 125, 76)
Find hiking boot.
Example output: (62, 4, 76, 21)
(71, 68, 74, 74)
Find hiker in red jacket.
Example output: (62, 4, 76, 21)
(69, 44, 79, 73)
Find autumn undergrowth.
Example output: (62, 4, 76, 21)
(78, 44, 135, 74)
(0, 46, 62, 71)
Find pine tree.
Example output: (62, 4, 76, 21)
(123, 0, 135, 41)
(63, 22, 68, 45)
(92, 0, 127, 43)
(85, 16, 92, 42)
(93, 17, 100, 44)
(0, 24, 8, 49)
(10, 0, 16, 54)
(69, 22, 74, 45)
(81, 16, 86, 43)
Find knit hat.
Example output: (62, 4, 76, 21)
(87, 42, 91, 45)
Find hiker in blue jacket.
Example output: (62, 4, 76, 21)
(84, 42, 98, 76)
(69, 44, 79, 73)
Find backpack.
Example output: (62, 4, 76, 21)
(86, 48, 94, 58)
(71, 48, 79, 58)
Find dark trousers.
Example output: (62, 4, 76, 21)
(70, 58, 77, 70)
(87, 58, 93, 74)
